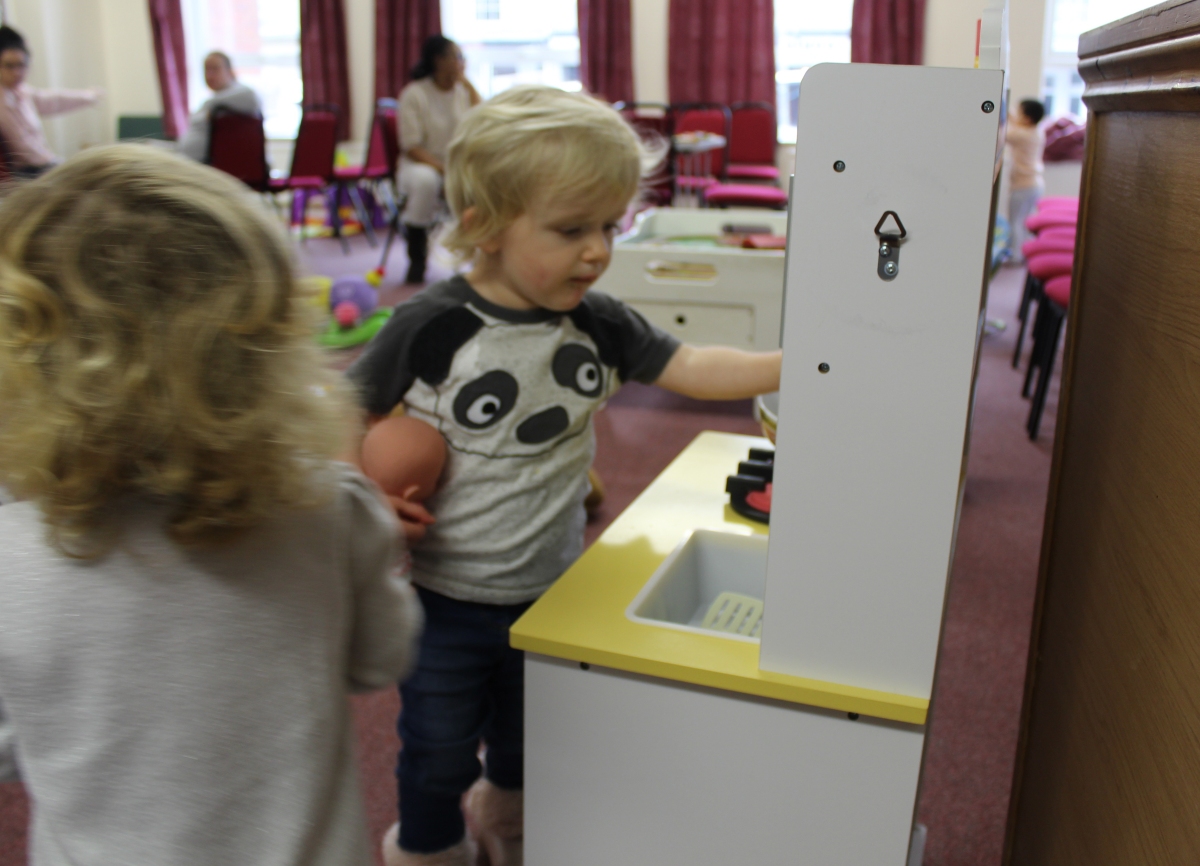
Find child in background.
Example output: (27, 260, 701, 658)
(1006, 97, 1047, 265)
(349, 85, 782, 866)
(0, 147, 423, 866)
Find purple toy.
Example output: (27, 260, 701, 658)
(329, 276, 378, 329)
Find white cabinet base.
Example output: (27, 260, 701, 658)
(525, 654, 926, 865)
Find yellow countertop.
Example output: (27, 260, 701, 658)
(510, 431, 930, 726)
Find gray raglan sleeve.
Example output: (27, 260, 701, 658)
(346, 290, 457, 416)
(338, 466, 424, 693)
(0, 696, 18, 782)
(580, 291, 682, 384)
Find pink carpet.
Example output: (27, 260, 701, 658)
(0, 234, 1055, 865)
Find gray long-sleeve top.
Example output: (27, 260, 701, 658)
(0, 465, 422, 866)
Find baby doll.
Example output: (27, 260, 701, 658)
(361, 416, 446, 539)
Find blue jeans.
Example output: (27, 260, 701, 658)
(396, 586, 532, 853)
(1008, 181, 1044, 263)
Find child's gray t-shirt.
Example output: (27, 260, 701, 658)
(0, 465, 422, 866)
(348, 277, 680, 604)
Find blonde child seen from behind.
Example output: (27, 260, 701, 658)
(349, 85, 781, 866)
(0, 147, 423, 866)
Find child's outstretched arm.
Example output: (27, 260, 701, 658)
(654, 345, 782, 401)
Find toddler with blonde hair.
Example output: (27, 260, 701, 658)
(0, 146, 422, 866)
(350, 85, 782, 866)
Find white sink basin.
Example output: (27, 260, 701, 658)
(626, 530, 768, 642)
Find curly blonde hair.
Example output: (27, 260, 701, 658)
(0, 146, 350, 554)
(442, 85, 666, 257)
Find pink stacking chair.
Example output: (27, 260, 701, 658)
(726, 102, 779, 182)
(1038, 225, 1076, 241)
(333, 104, 403, 247)
(1013, 250, 1075, 368)
(1028, 252, 1074, 281)
(672, 103, 731, 197)
(1026, 209, 1077, 234)
(269, 105, 345, 252)
(1025, 273, 1072, 439)
(703, 183, 788, 209)
(1022, 234, 1075, 260)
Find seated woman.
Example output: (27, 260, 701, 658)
(0, 25, 102, 177)
(397, 35, 480, 284)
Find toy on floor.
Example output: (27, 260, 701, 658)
(317, 275, 393, 349)
(360, 415, 447, 507)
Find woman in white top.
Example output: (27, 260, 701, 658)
(397, 36, 480, 284)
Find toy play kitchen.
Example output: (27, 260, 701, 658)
(512, 50, 1007, 865)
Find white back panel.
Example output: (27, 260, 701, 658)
(760, 64, 1002, 698)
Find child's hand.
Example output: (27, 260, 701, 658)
(388, 493, 435, 544)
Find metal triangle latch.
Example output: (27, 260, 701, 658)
(874, 211, 907, 281)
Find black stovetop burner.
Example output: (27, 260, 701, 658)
(725, 447, 774, 524)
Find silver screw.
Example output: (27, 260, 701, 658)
(879, 242, 890, 256)
(884, 261, 898, 276)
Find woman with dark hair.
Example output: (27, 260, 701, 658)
(396, 36, 480, 284)
(0, 25, 103, 177)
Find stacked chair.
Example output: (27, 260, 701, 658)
(614, 99, 789, 210)
(334, 99, 402, 249)
(705, 101, 787, 209)
(268, 105, 345, 252)
(1013, 196, 1079, 439)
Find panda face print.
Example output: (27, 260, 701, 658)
(552, 344, 603, 398)
(453, 371, 519, 429)
(416, 313, 616, 459)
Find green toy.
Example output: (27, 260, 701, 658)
(318, 307, 392, 349)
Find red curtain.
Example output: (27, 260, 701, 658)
(375, 0, 442, 101)
(147, 0, 188, 140)
(579, 0, 634, 104)
(668, 0, 774, 107)
(300, 0, 352, 139)
(851, 0, 926, 65)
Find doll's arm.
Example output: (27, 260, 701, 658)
(654, 345, 781, 400)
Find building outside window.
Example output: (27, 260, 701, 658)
(1041, 0, 1153, 119)
(180, 0, 303, 140)
(774, 2, 853, 144)
(442, 0, 580, 101)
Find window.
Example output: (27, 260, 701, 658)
(774, 2, 854, 144)
(180, 0, 303, 140)
(442, 0, 581, 100)
(1042, 0, 1153, 119)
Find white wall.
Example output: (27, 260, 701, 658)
(925, 0, 1047, 101)
(632, 0, 669, 104)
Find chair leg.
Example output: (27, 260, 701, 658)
(374, 192, 408, 276)
(1027, 303, 1066, 440)
(1022, 297, 1050, 399)
(292, 190, 308, 242)
(348, 184, 378, 247)
(326, 186, 350, 254)
(1012, 272, 1038, 368)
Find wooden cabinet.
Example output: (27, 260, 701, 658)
(1004, 3, 1200, 863)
